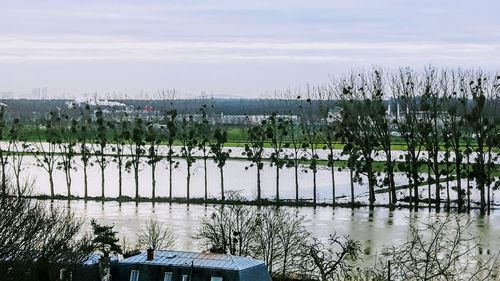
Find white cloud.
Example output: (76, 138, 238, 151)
(0, 36, 497, 63)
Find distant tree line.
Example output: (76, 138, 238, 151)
(0, 68, 498, 215)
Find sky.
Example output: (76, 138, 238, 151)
(0, 0, 499, 98)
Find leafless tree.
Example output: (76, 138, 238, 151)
(373, 215, 499, 281)
(195, 192, 258, 256)
(306, 234, 362, 281)
(0, 184, 93, 279)
(136, 219, 176, 250)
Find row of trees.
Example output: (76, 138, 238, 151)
(332, 68, 499, 214)
(0, 68, 498, 214)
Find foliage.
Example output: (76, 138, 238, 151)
(90, 219, 122, 257)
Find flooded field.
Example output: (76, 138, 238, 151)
(58, 200, 500, 263)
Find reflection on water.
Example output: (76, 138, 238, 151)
(54, 200, 500, 261)
(18, 156, 412, 202)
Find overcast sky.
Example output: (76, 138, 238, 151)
(0, 0, 499, 98)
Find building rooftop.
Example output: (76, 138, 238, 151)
(118, 250, 264, 271)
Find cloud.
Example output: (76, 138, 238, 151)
(0, 36, 498, 64)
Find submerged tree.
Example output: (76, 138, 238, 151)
(339, 75, 379, 208)
(58, 115, 78, 198)
(266, 112, 289, 202)
(145, 120, 161, 199)
(419, 68, 443, 210)
(244, 119, 267, 203)
(78, 104, 93, 200)
(392, 69, 425, 209)
(197, 105, 212, 201)
(128, 116, 145, 200)
(92, 108, 110, 200)
(321, 117, 341, 206)
(164, 110, 178, 200)
(8, 117, 28, 196)
(32, 111, 62, 198)
(178, 115, 197, 201)
(286, 117, 306, 203)
(210, 127, 230, 201)
(111, 115, 130, 198)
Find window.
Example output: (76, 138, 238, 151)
(164, 272, 173, 281)
(211, 277, 223, 281)
(181, 275, 189, 281)
(130, 270, 140, 281)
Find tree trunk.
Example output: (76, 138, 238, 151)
(350, 166, 355, 205)
(118, 159, 122, 198)
(331, 164, 336, 206)
(220, 167, 225, 201)
(66, 169, 71, 198)
(455, 159, 462, 212)
(412, 168, 420, 209)
(134, 164, 139, 200)
(368, 166, 375, 209)
(466, 155, 471, 213)
(152, 164, 156, 200)
(445, 151, 450, 210)
(257, 166, 261, 203)
(427, 159, 431, 209)
(435, 166, 440, 212)
(1, 163, 6, 197)
(169, 161, 173, 201)
(276, 165, 280, 203)
(101, 166, 105, 200)
(204, 157, 208, 201)
(49, 171, 55, 198)
(313, 170, 317, 205)
(294, 164, 299, 203)
(84, 164, 88, 200)
(186, 165, 191, 201)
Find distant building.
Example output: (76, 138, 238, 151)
(111, 250, 272, 281)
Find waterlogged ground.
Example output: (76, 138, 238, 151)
(55, 200, 500, 264)
(12, 142, 497, 264)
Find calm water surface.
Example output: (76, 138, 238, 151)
(57, 200, 500, 262)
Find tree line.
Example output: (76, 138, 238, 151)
(0, 67, 498, 214)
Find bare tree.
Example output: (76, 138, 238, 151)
(7, 117, 28, 196)
(392, 69, 425, 209)
(374, 215, 499, 281)
(0, 185, 93, 279)
(307, 234, 362, 281)
(196, 193, 257, 256)
(137, 219, 176, 250)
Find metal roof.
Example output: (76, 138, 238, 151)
(118, 250, 264, 271)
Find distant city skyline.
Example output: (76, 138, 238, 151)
(0, 0, 499, 98)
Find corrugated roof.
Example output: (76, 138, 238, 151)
(118, 250, 264, 271)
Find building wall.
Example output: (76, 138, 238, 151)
(111, 264, 240, 281)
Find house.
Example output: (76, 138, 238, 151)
(111, 250, 272, 281)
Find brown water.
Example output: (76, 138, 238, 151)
(56, 200, 500, 263)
